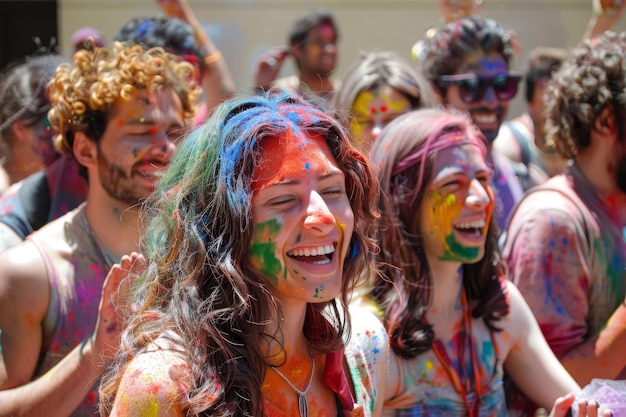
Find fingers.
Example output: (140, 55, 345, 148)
(549, 393, 575, 417)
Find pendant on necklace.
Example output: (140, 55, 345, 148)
(298, 393, 308, 417)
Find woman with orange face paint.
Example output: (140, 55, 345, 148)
(98, 91, 389, 417)
(358, 107, 611, 417)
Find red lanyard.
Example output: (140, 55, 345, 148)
(429, 290, 484, 417)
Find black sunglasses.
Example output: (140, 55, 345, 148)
(437, 73, 523, 104)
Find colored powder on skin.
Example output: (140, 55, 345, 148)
(430, 191, 459, 254)
(248, 218, 284, 286)
(441, 233, 480, 261)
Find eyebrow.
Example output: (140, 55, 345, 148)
(263, 169, 344, 188)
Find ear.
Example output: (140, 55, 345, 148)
(10, 120, 30, 143)
(291, 42, 303, 61)
(592, 105, 617, 137)
(72, 131, 98, 169)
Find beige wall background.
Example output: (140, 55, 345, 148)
(58, 0, 626, 117)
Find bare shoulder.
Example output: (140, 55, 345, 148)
(0, 240, 49, 316)
(499, 281, 536, 339)
(0, 222, 22, 252)
(111, 344, 190, 417)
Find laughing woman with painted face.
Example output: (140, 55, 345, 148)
(98, 91, 389, 417)
(361, 107, 610, 417)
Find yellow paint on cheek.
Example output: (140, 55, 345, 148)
(430, 192, 461, 251)
(425, 360, 434, 371)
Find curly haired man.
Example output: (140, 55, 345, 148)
(503, 31, 626, 416)
(0, 42, 200, 416)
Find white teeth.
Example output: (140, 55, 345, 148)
(287, 244, 335, 257)
(455, 219, 486, 229)
(473, 114, 497, 124)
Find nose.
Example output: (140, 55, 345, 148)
(482, 85, 499, 106)
(150, 129, 177, 160)
(323, 42, 337, 54)
(304, 191, 336, 233)
(466, 179, 491, 208)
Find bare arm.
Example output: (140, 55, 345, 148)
(157, 0, 236, 114)
(559, 302, 626, 384)
(581, 0, 625, 42)
(0, 252, 145, 417)
(0, 242, 49, 391)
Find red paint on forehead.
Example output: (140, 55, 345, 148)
(252, 130, 333, 191)
(316, 22, 336, 39)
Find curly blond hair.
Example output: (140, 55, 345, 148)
(48, 41, 201, 157)
(545, 31, 626, 159)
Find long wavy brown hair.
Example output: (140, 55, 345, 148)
(366, 107, 508, 359)
(99, 91, 379, 416)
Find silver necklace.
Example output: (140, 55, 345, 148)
(270, 350, 315, 417)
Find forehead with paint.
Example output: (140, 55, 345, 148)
(252, 128, 338, 191)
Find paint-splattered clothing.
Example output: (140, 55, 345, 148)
(503, 166, 626, 416)
(491, 151, 523, 233)
(382, 317, 507, 417)
(27, 203, 117, 416)
(0, 155, 87, 241)
(343, 305, 391, 417)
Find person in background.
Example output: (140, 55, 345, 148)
(70, 26, 106, 53)
(0, 54, 88, 253)
(98, 91, 388, 416)
(361, 107, 611, 417)
(254, 9, 340, 108)
(0, 41, 200, 416)
(0, 54, 66, 194)
(116, 0, 236, 121)
(415, 15, 524, 233)
(493, 46, 570, 191)
(331, 49, 438, 153)
(502, 30, 626, 416)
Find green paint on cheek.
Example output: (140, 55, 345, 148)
(248, 218, 284, 286)
(314, 286, 323, 298)
(439, 233, 480, 262)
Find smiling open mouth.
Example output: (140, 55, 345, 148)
(286, 244, 335, 265)
(453, 219, 486, 237)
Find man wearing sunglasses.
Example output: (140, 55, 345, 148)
(416, 15, 524, 232)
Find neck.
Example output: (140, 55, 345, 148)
(265, 300, 310, 366)
(1, 148, 44, 184)
(298, 72, 334, 97)
(84, 191, 142, 259)
(575, 148, 624, 197)
(428, 255, 464, 317)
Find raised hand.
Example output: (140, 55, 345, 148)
(90, 252, 147, 368)
(254, 45, 291, 89)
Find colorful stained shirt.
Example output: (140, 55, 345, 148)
(491, 151, 524, 233)
(503, 165, 626, 416)
(0, 155, 87, 241)
(27, 203, 118, 416)
(381, 316, 507, 416)
(344, 305, 391, 417)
